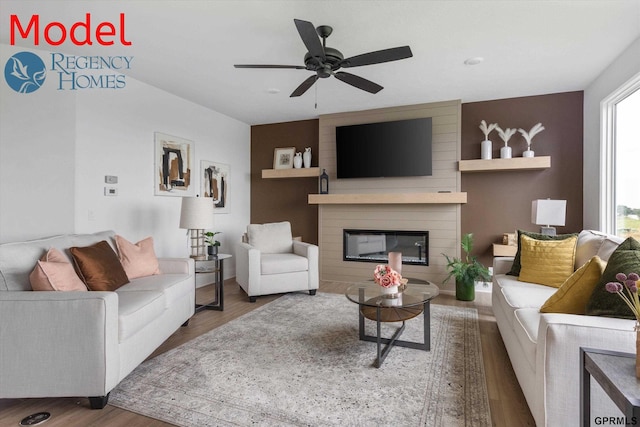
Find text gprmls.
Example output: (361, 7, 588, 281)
(51, 53, 133, 90)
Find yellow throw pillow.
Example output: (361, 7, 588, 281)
(540, 256, 606, 314)
(519, 234, 578, 287)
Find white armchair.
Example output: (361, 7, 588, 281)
(235, 221, 319, 302)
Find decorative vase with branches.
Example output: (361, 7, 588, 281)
(496, 126, 517, 159)
(518, 123, 545, 157)
(479, 120, 497, 159)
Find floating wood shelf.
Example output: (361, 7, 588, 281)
(262, 167, 320, 179)
(458, 156, 551, 172)
(308, 192, 467, 205)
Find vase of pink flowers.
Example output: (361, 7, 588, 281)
(373, 264, 408, 296)
(606, 272, 640, 378)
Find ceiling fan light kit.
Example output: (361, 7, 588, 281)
(235, 19, 413, 97)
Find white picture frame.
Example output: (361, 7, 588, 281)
(201, 160, 229, 214)
(273, 147, 295, 169)
(154, 132, 195, 196)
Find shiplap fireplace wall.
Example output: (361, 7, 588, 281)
(316, 100, 463, 291)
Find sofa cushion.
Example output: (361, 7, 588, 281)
(575, 230, 624, 269)
(513, 308, 540, 372)
(518, 235, 578, 287)
(116, 235, 161, 279)
(117, 273, 193, 309)
(540, 256, 606, 314)
(496, 279, 555, 325)
(117, 290, 166, 341)
(248, 221, 293, 253)
(260, 253, 308, 275)
(508, 230, 578, 276)
(70, 240, 130, 291)
(29, 248, 87, 292)
(586, 237, 640, 319)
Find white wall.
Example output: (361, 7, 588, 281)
(0, 46, 77, 241)
(583, 35, 640, 229)
(0, 44, 250, 279)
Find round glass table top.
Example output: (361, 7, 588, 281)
(345, 281, 440, 309)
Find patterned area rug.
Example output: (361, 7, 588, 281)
(110, 292, 491, 426)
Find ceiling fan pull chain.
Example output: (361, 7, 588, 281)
(315, 81, 318, 109)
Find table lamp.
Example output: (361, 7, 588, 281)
(531, 199, 566, 236)
(179, 196, 215, 260)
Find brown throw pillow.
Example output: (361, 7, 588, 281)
(70, 240, 129, 291)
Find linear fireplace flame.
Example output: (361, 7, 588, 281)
(343, 229, 429, 266)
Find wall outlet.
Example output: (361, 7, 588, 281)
(105, 175, 118, 184)
(104, 187, 118, 196)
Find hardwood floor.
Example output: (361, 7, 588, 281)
(0, 280, 535, 426)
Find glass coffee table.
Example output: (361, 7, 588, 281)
(345, 281, 439, 368)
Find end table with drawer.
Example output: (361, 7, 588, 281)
(194, 254, 231, 312)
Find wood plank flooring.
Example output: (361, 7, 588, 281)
(0, 280, 535, 426)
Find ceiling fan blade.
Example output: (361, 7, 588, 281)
(334, 72, 383, 94)
(234, 64, 306, 69)
(290, 75, 319, 97)
(340, 46, 413, 68)
(294, 19, 325, 60)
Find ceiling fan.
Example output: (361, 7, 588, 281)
(234, 19, 413, 97)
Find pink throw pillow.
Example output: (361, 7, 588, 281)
(116, 235, 161, 279)
(29, 248, 88, 291)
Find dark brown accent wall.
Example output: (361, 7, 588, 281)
(250, 119, 319, 244)
(461, 92, 584, 267)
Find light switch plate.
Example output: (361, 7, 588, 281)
(105, 175, 118, 184)
(104, 187, 118, 196)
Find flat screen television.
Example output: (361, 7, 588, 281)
(335, 117, 432, 179)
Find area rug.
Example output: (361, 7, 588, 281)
(110, 292, 491, 426)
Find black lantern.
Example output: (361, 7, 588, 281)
(319, 169, 329, 194)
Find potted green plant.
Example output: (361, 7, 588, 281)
(442, 233, 491, 301)
(204, 231, 221, 256)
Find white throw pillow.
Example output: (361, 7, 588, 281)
(248, 221, 293, 253)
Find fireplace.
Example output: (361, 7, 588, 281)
(343, 229, 428, 266)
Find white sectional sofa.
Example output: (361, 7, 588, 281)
(0, 230, 195, 408)
(492, 229, 635, 426)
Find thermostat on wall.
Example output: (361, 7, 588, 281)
(104, 187, 118, 196)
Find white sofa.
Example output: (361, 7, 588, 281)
(236, 221, 318, 302)
(492, 229, 634, 426)
(0, 230, 195, 408)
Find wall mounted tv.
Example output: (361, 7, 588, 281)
(335, 117, 432, 179)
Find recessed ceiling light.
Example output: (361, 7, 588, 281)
(266, 88, 280, 94)
(464, 57, 484, 66)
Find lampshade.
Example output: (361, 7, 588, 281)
(531, 199, 566, 235)
(179, 197, 215, 229)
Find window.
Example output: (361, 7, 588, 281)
(601, 74, 640, 239)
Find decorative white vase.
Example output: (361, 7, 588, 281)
(523, 149, 535, 158)
(293, 152, 302, 168)
(481, 140, 492, 160)
(381, 285, 399, 295)
(500, 146, 512, 159)
(303, 147, 312, 168)
(381, 285, 400, 306)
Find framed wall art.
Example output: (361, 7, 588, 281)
(154, 132, 195, 196)
(273, 147, 295, 169)
(201, 160, 229, 213)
